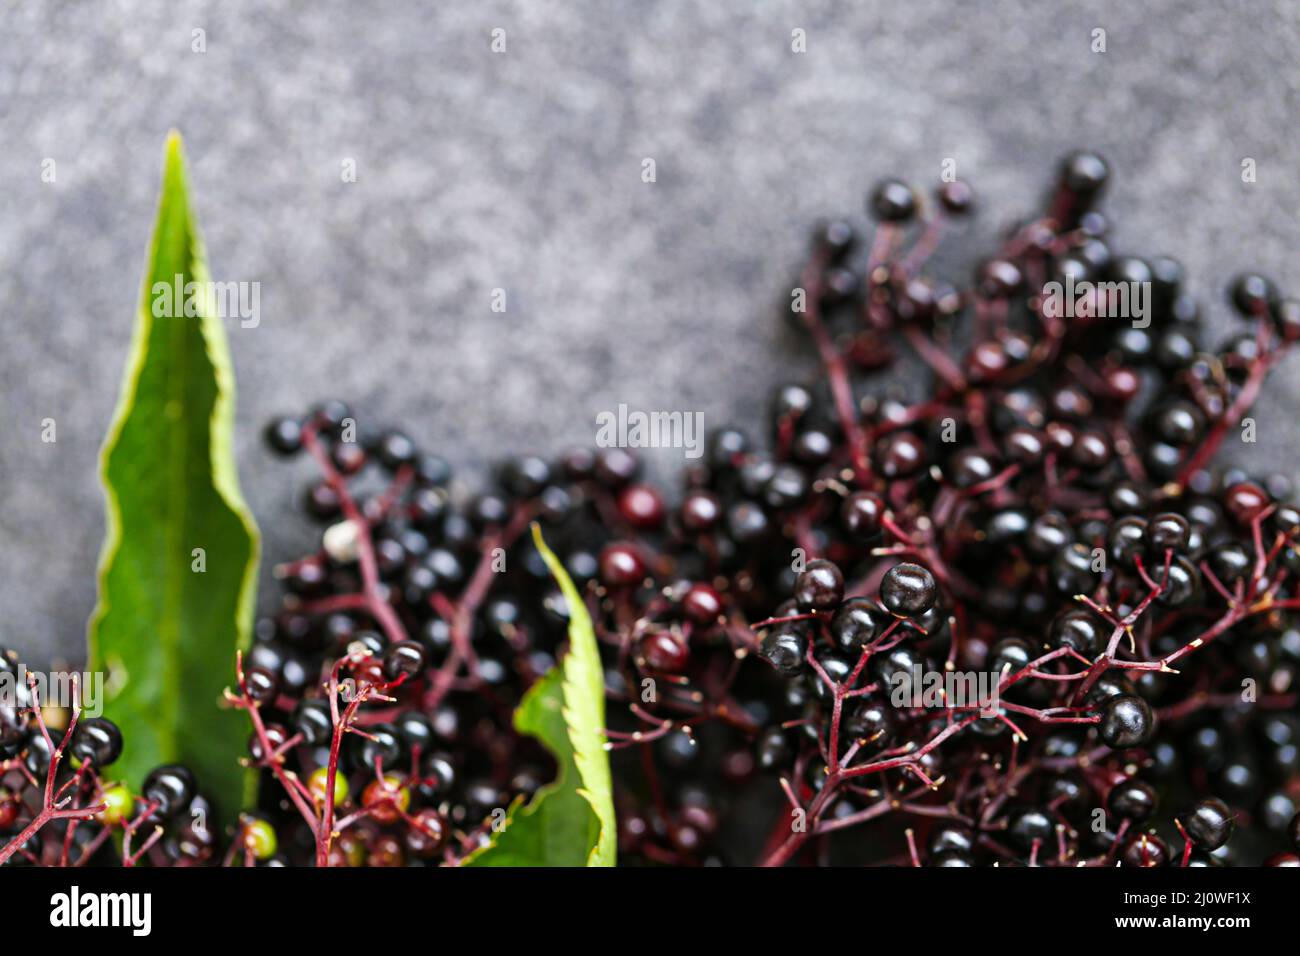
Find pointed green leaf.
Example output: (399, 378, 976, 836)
(464, 524, 615, 866)
(88, 132, 259, 815)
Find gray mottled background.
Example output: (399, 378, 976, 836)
(2, 0, 1298, 667)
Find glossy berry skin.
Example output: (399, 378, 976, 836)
(406, 808, 448, 858)
(938, 181, 974, 215)
(307, 766, 348, 808)
(880, 563, 937, 617)
(362, 775, 411, 825)
(1050, 542, 1098, 594)
(618, 484, 666, 530)
(244, 666, 280, 705)
(928, 823, 975, 857)
(1108, 778, 1157, 823)
(760, 627, 808, 677)
(869, 179, 917, 223)
(828, 597, 885, 653)
(1183, 797, 1235, 850)
(813, 219, 856, 262)
(498, 455, 552, 498)
(1121, 833, 1169, 868)
(382, 640, 427, 681)
(930, 849, 974, 867)
(249, 724, 289, 762)
(69, 717, 123, 768)
(96, 784, 134, 827)
(755, 727, 792, 772)
(1147, 512, 1190, 554)
(679, 490, 722, 533)
(141, 765, 196, 819)
(841, 700, 893, 747)
(594, 448, 640, 487)
(240, 814, 278, 861)
(292, 699, 334, 747)
(1224, 481, 1270, 525)
(357, 724, 404, 772)
(979, 259, 1023, 298)
(598, 543, 645, 588)
(1099, 695, 1156, 749)
(640, 631, 690, 674)
(876, 432, 925, 478)
(1229, 273, 1276, 317)
(682, 583, 723, 626)
(1059, 150, 1109, 198)
(793, 559, 844, 612)
(263, 417, 303, 456)
(1007, 806, 1055, 854)
(376, 430, 417, 471)
(1154, 555, 1200, 608)
(841, 491, 885, 541)
(1050, 608, 1104, 656)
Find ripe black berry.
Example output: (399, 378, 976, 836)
(1230, 272, 1276, 317)
(1108, 778, 1157, 823)
(1058, 150, 1109, 198)
(869, 179, 917, 223)
(1099, 695, 1155, 749)
(828, 597, 885, 653)
(69, 717, 123, 768)
(292, 699, 334, 747)
(598, 543, 645, 588)
(759, 627, 808, 677)
(1007, 806, 1055, 854)
(382, 640, 427, 681)
(1183, 797, 1235, 850)
(793, 559, 844, 612)
(880, 563, 937, 617)
(263, 417, 302, 456)
(141, 765, 196, 819)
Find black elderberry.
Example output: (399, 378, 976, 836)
(1229, 272, 1277, 318)
(382, 641, 427, 681)
(880, 563, 937, 617)
(1107, 778, 1157, 823)
(69, 717, 123, 768)
(263, 416, 303, 456)
(1006, 806, 1055, 854)
(1058, 150, 1109, 199)
(759, 627, 808, 677)
(1181, 797, 1234, 850)
(1099, 695, 1155, 749)
(376, 430, 417, 471)
(292, 699, 334, 748)
(828, 597, 886, 653)
(141, 765, 197, 819)
(869, 178, 917, 223)
(793, 559, 844, 611)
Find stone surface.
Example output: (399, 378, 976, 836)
(2, 0, 1298, 666)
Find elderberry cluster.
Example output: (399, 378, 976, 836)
(1, 646, 244, 866)
(6, 152, 1300, 868)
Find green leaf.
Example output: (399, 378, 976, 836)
(87, 132, 259, 815)
(463, 524, 616, 866)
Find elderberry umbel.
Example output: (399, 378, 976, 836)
(3, 152, 1297, 869)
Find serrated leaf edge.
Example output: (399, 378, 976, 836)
(87, 131, 260, 780)
(460, 524, 615, 866)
